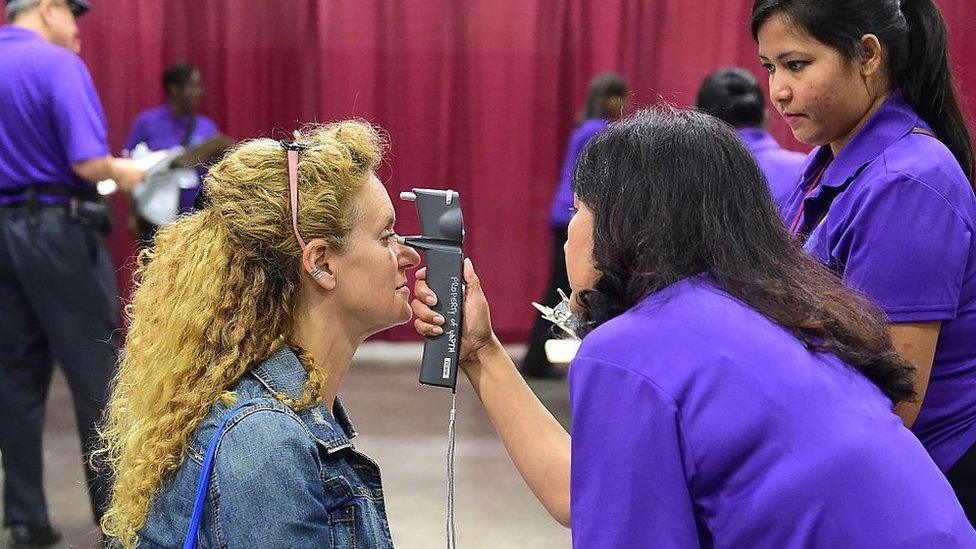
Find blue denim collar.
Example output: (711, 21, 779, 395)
(249, 345, 359, 453)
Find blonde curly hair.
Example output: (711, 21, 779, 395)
(97, 121, 385, 547)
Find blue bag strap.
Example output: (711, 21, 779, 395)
(182, 400, 255, 549)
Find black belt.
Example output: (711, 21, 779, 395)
(0, 183, 101, 203)
(0, 184, 113, 234)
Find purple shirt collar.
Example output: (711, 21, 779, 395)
(1, 24, 46, 44)
(802, 90, 924, 189)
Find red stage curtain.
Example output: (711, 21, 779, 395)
(9, 1, 973, 341)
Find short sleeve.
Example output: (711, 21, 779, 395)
(212, 408, 333, 548)
(831, 174, 971, 322)
(48, 55, 109, 163)
(124, 113, 147, 153)
(569, 357, 701, 548)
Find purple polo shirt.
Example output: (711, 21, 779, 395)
(0, 25, 109, 203)
(569, 276, 975, 547)
(125, 105, 219, 212)
(549, 118, 607, 228)
(737, 128, 806, 211)
(783, 90, 976, 471)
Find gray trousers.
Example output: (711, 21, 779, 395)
(0, 205, 118, 528)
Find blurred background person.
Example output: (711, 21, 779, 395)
(0, 0, 144, 546)
(521, 71, 628, 378)
(696, 67, 806, 211)
(125, 62, 229, 246)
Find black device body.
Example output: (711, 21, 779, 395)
(398, 189, 464, 390)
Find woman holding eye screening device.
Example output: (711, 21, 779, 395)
(412, 108, 975, 547)
(97, 121, 419, 548)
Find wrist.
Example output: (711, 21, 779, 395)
(462, 334, 505, 369)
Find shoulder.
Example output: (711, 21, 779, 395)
(197, 114, 219, 132)
(857, 135, 975, 224)
(23, 44, 91, 86)
(205, 398, 319, 471)
(764, 146, 808, 166)
(573, 119, 608, 142)
(134, 105, 167, 124)
(576, 278, 755, 374)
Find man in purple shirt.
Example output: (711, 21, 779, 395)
(125, 62, 224, 243)
(0, 0, 144, 545)
(696, 68, 806, 211)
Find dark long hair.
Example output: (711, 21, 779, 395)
(576, 72, 629, 125)
(695, 68, 766, 129)
(751, 0, 975, 187)
(572, 108, 915, 404)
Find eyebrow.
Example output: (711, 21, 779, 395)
(758, 50, 807, 62)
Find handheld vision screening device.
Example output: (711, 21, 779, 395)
(396, 189, 465, 390)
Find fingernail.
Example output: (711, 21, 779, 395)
(425, 295, 437, 306)
(432, 326, 444, 335)
(433, 314, 445, 324)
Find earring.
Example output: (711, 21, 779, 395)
(310, 266, 324, 280)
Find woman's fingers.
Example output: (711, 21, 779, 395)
(413, 271, 438, 307)
(414, 317, 444, 336)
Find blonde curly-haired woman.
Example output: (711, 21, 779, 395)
(97, 121, 419, 548)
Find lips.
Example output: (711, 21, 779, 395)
(783, 112, 806, 126)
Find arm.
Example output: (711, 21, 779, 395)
(212, 408, 334, 548)
(891, 321, 942, 427)
(412, 259, 572, 526)
(835, 174, 968, 425)
(72, 156, 144, 191)
(49, 56, 144, 191)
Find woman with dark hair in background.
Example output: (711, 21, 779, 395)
(696, 67, 806, 210)
(753, 0, 976, 520)
(413, 108, 974, 547)
(125, 62, 228, 245)
(521, 71, 628, 378)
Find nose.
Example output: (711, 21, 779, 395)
(769, 74, 792, 107)
(398, 242, 421, 270)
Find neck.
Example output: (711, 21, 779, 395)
(290, 295, 368, 414)
(829, 91, 891, 157)
(168, 100, 193, 117)
(12, 16, 50, 42)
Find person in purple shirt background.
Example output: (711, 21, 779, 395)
(521, 71, 627, 378)
(412, 108, 975, 547)
(754, 0, 976, 522)
(125, 62, 222, 245)
(696, 67, 806, 211)
(0, 0, 145, 545)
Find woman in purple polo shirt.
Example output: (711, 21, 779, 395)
(412, 108, 974, 547)
(753, 0, 976, 521)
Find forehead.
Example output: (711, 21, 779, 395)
(356, 172, 394, 226)
(756, 14, 827, 57)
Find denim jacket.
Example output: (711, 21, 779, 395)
(137, 346, 395, 548)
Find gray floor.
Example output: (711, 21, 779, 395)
(2, 354, 572, 548)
